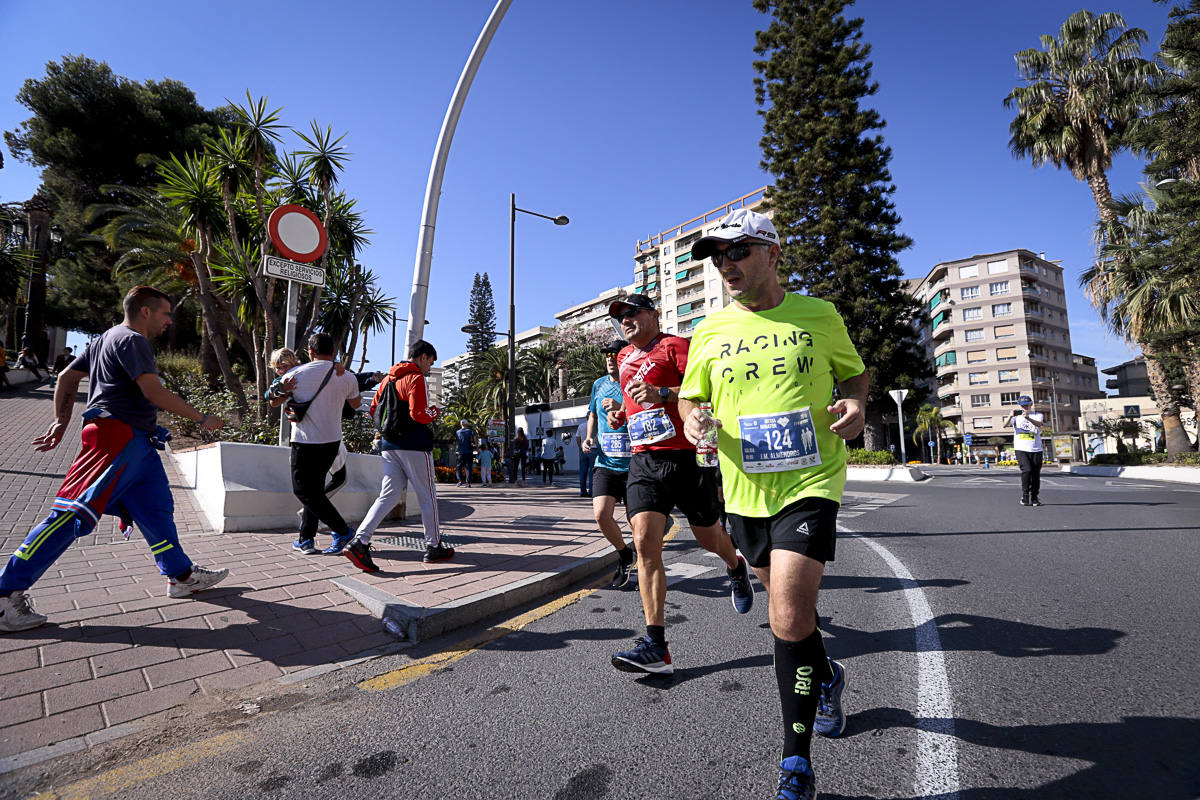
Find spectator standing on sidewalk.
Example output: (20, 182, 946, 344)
(539, 434, 557, 485)
(456, 419, 476, 487)
(1009, 394, 1045, 506)
(276, 332, 361, 556)
(478, 446, 494, 486)
(344, 339, 454, 573)
(512, 428, 529, 486)
(576, 419, 595, 497)
(0, 286, 229, 632)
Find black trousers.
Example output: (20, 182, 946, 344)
(541, 458, 554, 483)
(457, 453, 474, 485)
(299, 466, 346, 535)
(1016, 450, 1043, 496)
(291, 441, 349, 539)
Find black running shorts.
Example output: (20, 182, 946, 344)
(591, 466, 627, 503)
(626, 450, 721, 527)
(726, 497, 839, 568)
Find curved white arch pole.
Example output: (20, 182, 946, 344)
(405, 0, 513, 350)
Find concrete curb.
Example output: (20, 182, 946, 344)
(846, 466, 929, 482)
(1060, 463, 1200, 485)
(331, 548, 620, 644)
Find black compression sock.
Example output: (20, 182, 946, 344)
(618, 546, 634, 566)
(774, 629, 829, 760)
(647, 624, 666, 645)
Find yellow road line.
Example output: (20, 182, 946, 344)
(360, 516, 681, 692)
(42, 731, 250, 800)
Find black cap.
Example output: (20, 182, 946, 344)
(602, 339, 627, 354)
(608, 293, 656, 318)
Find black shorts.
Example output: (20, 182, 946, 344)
(592, 466, 627, 503)
(726, 497, 839, 568)
(626, 450, 721, 528)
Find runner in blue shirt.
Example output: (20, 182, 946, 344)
(583, 340, 636, 587)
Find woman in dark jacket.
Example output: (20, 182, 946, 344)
(512, 428, 529, 487)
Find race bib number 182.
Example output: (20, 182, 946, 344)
(738, 407, 822, 474)
(628, 408, 676, 447)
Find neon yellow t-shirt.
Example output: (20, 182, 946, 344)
(679, 293, 866, 517)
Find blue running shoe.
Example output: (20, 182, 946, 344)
(729, 555, 754, 614)
(322, 531, 355, 555)
(292, 538, 318, 555)
(814, 658, 847, 738)
(611, 636, 673, 674)
(776, 755, 816, 800)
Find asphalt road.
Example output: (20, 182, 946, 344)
(10, 467, 1200, 800)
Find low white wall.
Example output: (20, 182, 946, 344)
(4, 367, 40, 386)
(846, 465, 928, 482)
(170, 442, 416, 532)
(1060, 463, 1200, 485)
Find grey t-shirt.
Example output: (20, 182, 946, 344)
(69, 326, 159, 432)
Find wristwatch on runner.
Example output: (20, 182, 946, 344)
(659, 386, 671, 403)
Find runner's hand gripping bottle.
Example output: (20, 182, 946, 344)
(696, 402, 719, 468)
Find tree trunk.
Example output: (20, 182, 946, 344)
(189, 236, 248, 411)
(199, 317, 220, 389)
(1142, 344, 1192, 457)
(1087, 171, 1118, 224)
(862, 408, 885, 452)
(1184, 344, 1200, 450)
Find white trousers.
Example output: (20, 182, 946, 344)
(357, 449, 440, 547)
(481, 464, 492, 485)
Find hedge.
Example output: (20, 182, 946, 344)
(1088, 452, 1200, 466)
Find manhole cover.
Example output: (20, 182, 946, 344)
(375, 532, 480, 550)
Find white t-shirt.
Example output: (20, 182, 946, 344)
(286, 360, 361, 445)
(576, 421, 588, 448)
(1011, 410, 1044, 453)
(540, 438, 557, 460)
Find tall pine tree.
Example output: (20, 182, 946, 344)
(466, 272, 497, 354)
(753, 0, 930, 449)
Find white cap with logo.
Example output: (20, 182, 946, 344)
(690, 208, 779, 262)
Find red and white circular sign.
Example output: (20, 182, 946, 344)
(267, 204, 328, 263)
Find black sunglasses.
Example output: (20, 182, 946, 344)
(711, 241, 766, 267)
(615, 307, 645, 321)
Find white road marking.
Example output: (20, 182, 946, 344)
(663, 561, 716, 586)
(962, 477, 1005, 484)
(840, 524, 960, 798)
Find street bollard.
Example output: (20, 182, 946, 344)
(984, 457, 990, 469)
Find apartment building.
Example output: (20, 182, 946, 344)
(1101, 356, 1150, 397)
(907, 249, 1104, 452)
(440, 325, 554, 392)
(632, 187, 769, 338)
(554, 285, 631, 337)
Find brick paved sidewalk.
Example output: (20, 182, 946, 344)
(0, 384, 612, 765)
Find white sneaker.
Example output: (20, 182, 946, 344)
(0, 591, 48, 631)
(168, 566, 230, 598)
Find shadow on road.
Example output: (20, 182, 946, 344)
(821, 613, 1124, 659)
(483, 625, 632, 652)
(827, 707, 1199, 799)
(844, 526, 1187, 539)
(821, 574, 970, 593)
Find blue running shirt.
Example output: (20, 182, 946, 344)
(588, 375, 630, 473)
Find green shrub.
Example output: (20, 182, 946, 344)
(1173, 452, 1200, 466)
(342, 410, 378, 454)
(846, 448, 897, 465)
(1089, 452, 1170, 466)
(157, 350, 201, 391)
(162, 373, 276, 446)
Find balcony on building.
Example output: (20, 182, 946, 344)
(940, 394, 961, 416)
(934, 350, 957, 375)
(931, 312, 954, 341)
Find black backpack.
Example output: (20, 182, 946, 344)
(372, 377, 408, 442)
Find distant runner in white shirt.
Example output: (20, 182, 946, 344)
(1008, 394, 1045, 507)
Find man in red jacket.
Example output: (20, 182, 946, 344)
(344, 340, 454, 572)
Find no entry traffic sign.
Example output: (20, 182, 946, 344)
(267, 204, 327, 263)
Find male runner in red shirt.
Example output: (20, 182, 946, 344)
(604, 293, 753, 674)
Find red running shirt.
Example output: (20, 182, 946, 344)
(617, 335, 694, 452)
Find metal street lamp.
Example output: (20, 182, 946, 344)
(508, 194, 569, 481)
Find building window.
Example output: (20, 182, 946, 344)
(964, 329, 984, 342)
(1000, 392, 1021, 405)
(992, 303, 1012, 316)
(969, 371, 988, 385)
(971, 394, 990, 408)
(995, 324, 1016, 338)
(665, 311, 673, 319)
(990, 280, 1009, 295)
(998, 369, 1019, 383)
(996, 346, 1018, 361)
(972, 416, 993, 429)
(959, 264, 979, 279)
(960, 286, 980, 300)
(663, 245, 671, 256)
(963, 307, 982, 321)
(987, 259, 1008, 274)
(966, 349, 986, 364)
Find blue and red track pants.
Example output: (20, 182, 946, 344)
(0, 418, 192, 594)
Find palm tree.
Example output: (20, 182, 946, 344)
(521, 342, 562, 404)
(912, 404, 954, 463)
(295, 122, 350, 332)
(1004, 10, 1159, 223)
(1085, 189, 1200, 454)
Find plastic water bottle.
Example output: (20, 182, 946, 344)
(383, 617, 407, 640)
(696, 402, 719, 468)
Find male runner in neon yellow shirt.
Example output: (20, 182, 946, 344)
(679, 208, 868, 800)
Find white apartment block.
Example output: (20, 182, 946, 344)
(555, 285, 632, 337)
(632, 187, 769, 338)
(440, 325, 555, 391)
(907, 249, 1103, 452)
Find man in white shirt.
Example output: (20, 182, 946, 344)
(1008, 394, 1045, 507)
(279, 332, 362, 553)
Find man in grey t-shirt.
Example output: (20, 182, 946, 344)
(0, 286, 229, 632)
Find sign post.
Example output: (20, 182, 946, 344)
(888, 389, 909, 465)
(266, 204, 328, 446)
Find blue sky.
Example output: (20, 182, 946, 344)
(0, 0, 1171, 378)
